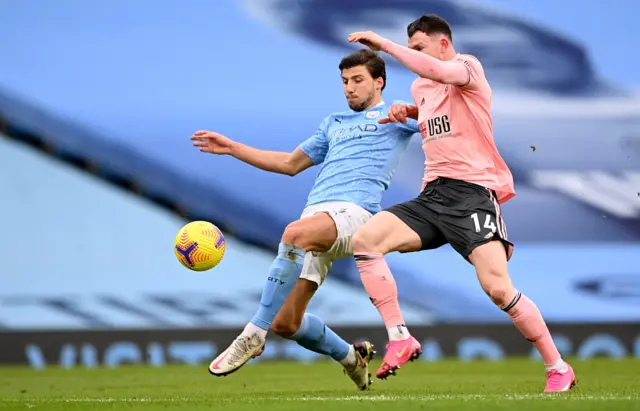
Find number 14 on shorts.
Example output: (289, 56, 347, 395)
(470, 212, 496, 234)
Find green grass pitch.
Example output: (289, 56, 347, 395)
(1, 358, 639, 411)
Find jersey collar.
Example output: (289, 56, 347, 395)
(351, 101, 385, 114)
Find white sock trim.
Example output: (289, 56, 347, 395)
(242, 322, 268, 340)
(545, 358, 568, 373)
(339, 345, 356, 366)
(387, 325, 410, 341)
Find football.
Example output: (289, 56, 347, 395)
(174, 221, 226, 271)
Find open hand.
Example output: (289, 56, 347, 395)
(347, 31, 386, 51)
(190, 130, 234, 155)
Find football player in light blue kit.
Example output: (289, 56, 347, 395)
(191, 49, 418, 390)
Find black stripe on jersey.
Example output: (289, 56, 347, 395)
(461, 60, 472, 87)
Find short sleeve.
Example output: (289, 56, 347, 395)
(299, 116, 330, 165)
(453, 55, 486, 88)
(396, 118, 420, 134)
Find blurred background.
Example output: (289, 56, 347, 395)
(1, 0, 639, 369)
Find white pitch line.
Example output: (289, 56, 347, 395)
(2, 394, 639, 403)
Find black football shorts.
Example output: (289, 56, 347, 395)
(385, 177, 514, 261)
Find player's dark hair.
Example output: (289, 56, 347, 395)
(339, 49, 386, 90)
(407, 14, 453, 42)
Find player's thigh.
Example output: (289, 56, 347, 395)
(299, 242, 334, 287)
(282, 212, 338, 252)
(352, 204, 444, 254)
(436, 182, 514, 266)
(271, 278, 318, 337)
(468, 240, 516, 305)
(320, 202, 373, 259)
(297, 202, 370, 285)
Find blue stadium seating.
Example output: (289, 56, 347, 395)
(1, 0, 638, 321)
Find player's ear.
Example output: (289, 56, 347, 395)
(375, 76, 384, 91)
(440, 37, 449, 52)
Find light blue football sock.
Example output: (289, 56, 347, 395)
(288, 313, 350, 361)
(250, 243, 305, 330)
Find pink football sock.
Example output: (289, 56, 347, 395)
(354, 253, 405, 328)
(503, 292, 561, 366)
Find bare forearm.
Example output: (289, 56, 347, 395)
(406, 105, 419, 120)
(229, 142, 295, 175)
(381, 40, 468, 85)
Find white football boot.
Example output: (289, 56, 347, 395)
(208, 332, 266, 376)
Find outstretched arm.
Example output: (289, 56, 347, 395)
(191, 130, 314, 176)
(347, 31, 477, 89)
(381, 40, 472, 87)
(229, 143, 314, 176)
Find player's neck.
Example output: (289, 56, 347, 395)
(364, 97, 383, 110)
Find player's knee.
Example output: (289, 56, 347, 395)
(281, 222, 309, 250)
(271, 317, 301, 338)
(282, 220, 333, 252)
(352, 230, 377, 254)
(481, 282, 513, 307)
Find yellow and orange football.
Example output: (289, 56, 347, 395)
(174, 221, 226, 271)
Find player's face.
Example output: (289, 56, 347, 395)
(408, 32, 447, 60)
(341, 65, 381, 111)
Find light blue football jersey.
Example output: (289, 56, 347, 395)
(299, 101, 419, 214)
